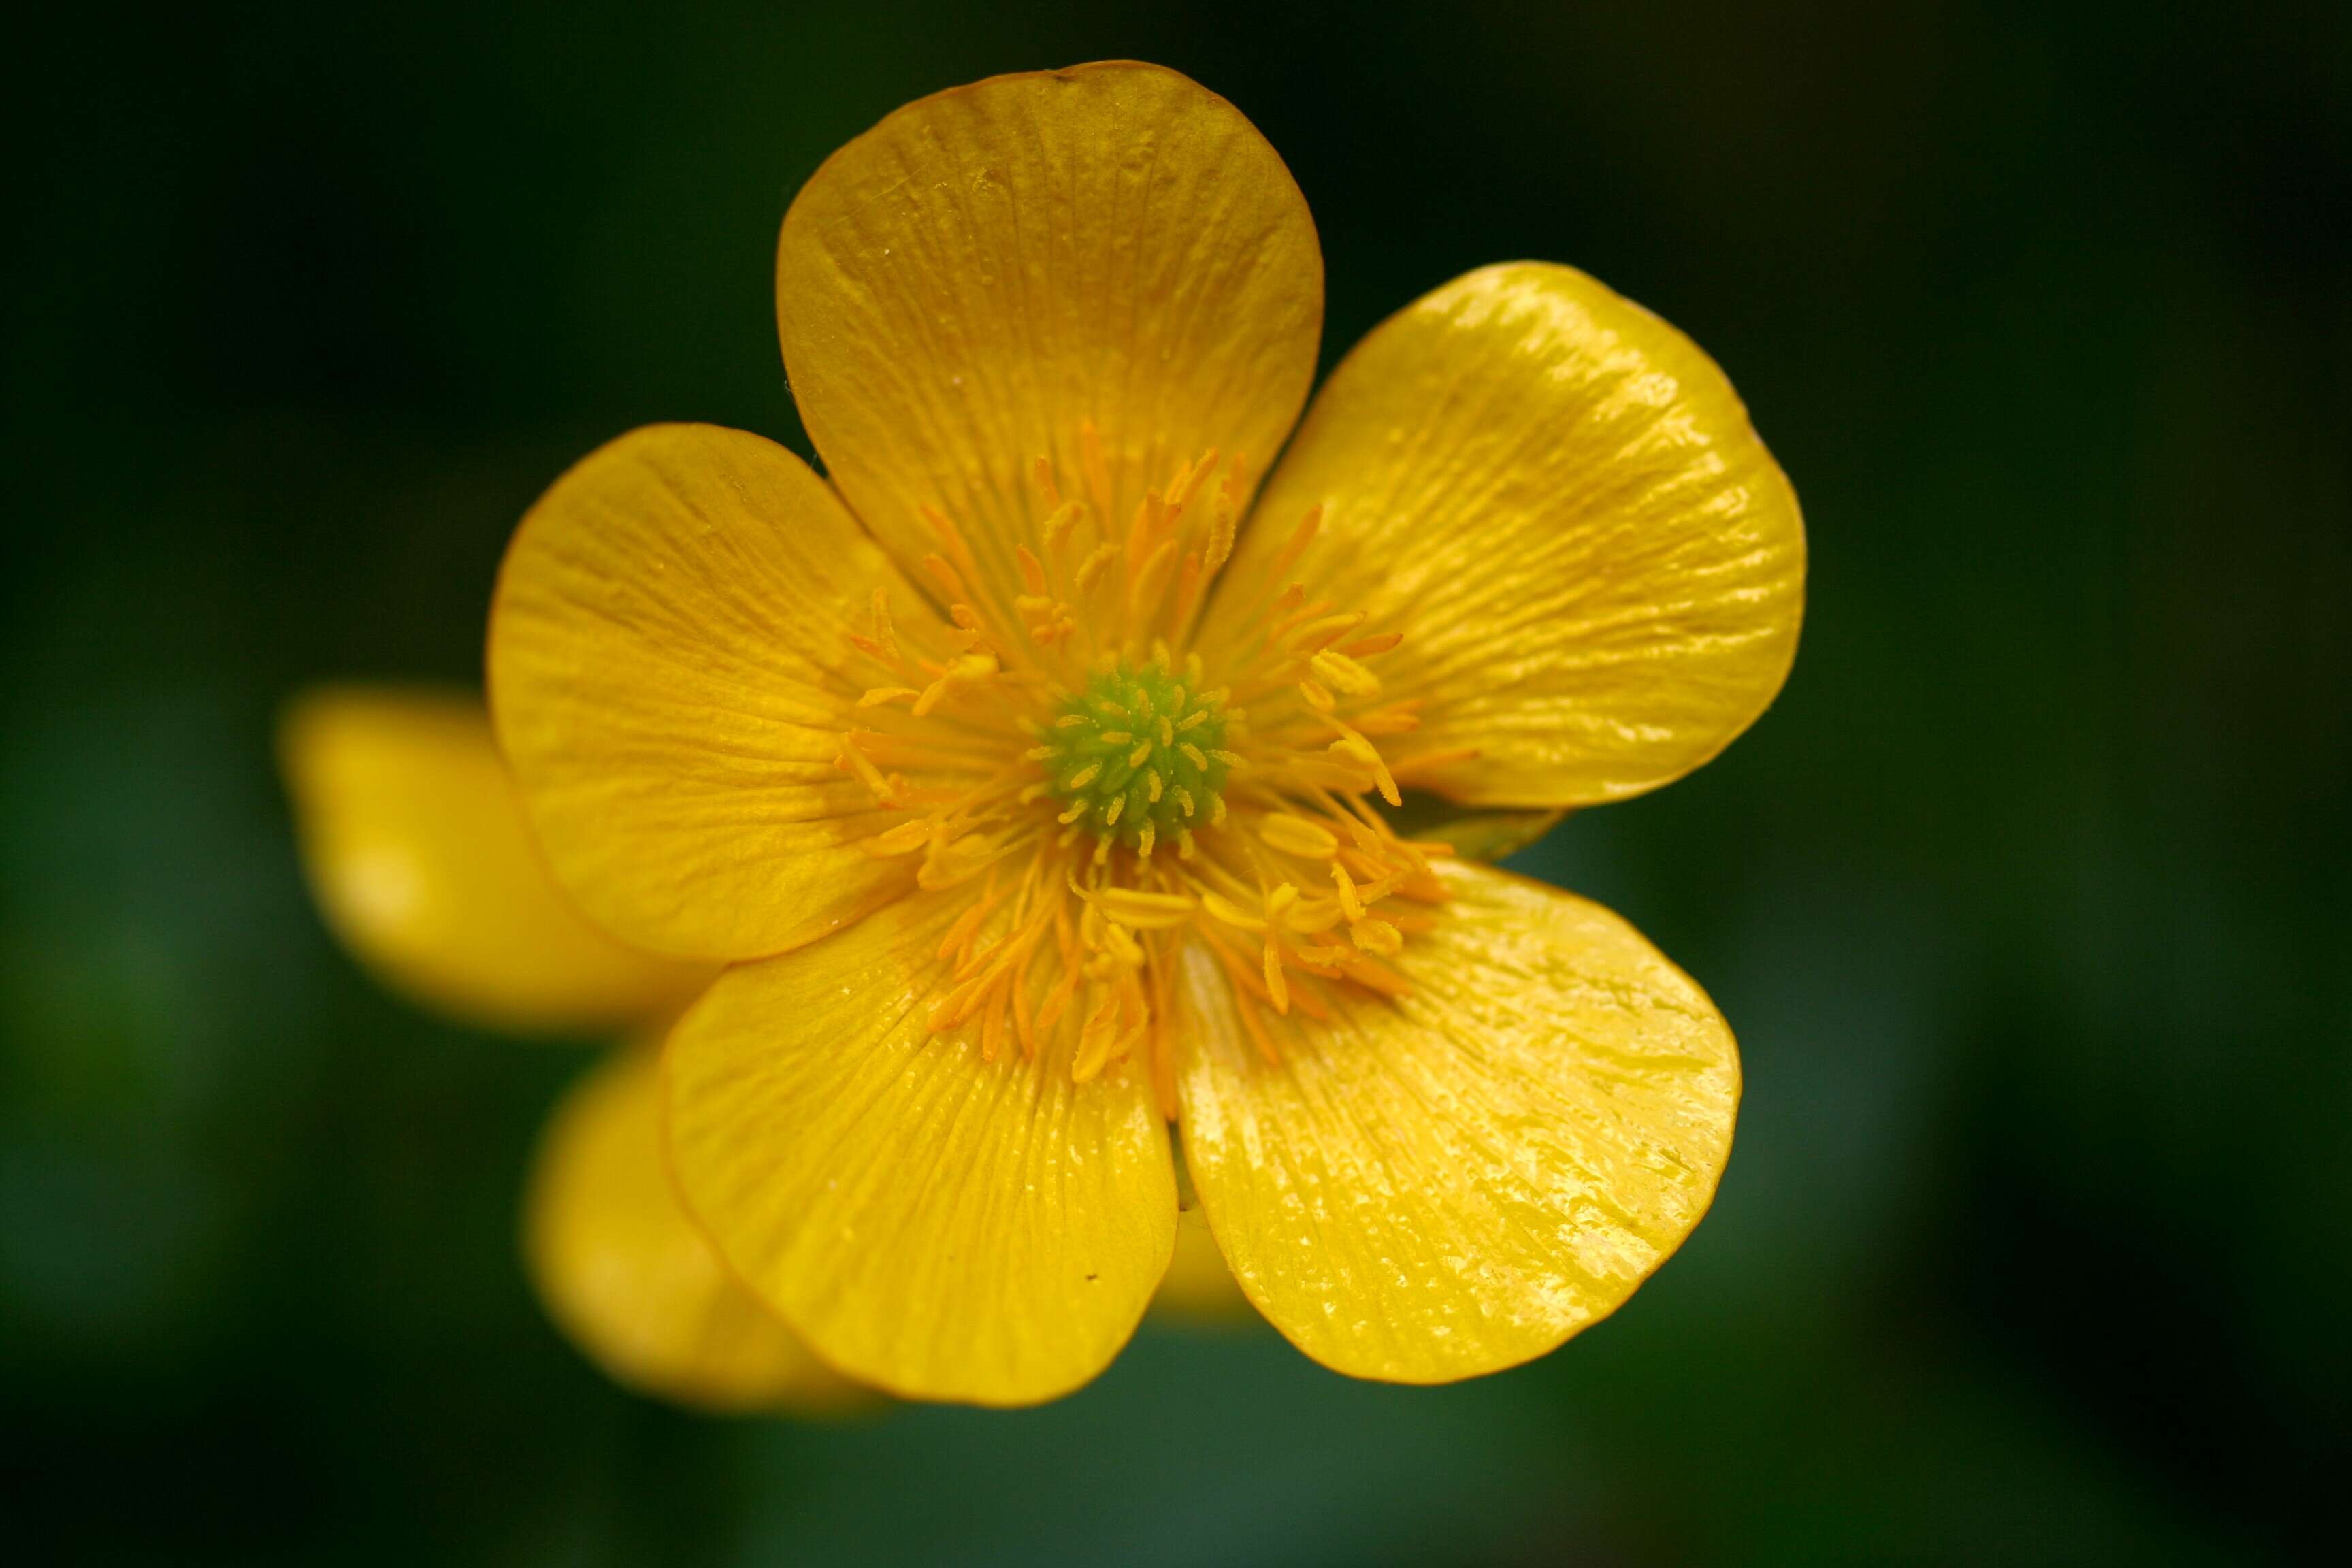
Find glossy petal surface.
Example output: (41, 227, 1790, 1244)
(666, 889, 1176, 1406)
(776, 61, 1322, 603)
(1206, 263, 1804, 807)
(489, 424, 949, 960)
(525, 1046, 864, 1411)
(1176, 859, 1739, 1383)
(279, 686, 709, 1034)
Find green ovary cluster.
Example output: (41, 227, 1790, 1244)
(1036, 661, 1230, 849)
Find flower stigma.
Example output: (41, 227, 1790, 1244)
(1031, 658, 1235, 855)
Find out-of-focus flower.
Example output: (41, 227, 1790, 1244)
(280, 685, 859, 1410)
(487, 62, 1804, 1406)
(523, 1043, 869, 1411)
(280, 687, 709, 1036)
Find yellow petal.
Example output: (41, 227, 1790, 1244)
(775, 61, 1322, 604)
(525, 1045, 866, 1412)
(279, 685, 711, 1035)
(489, 423, 951, 960)
(666, 889, 1177, 1406)
(1208, 263, 1804, 807)
(1175, 859, 1738, 1383)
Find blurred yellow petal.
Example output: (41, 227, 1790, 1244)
(1175, 859, 1738, 1384)
(776, 61, 1322, 605)
(1147, 1161, 1256, 1324)
(524, 1045, 865, 1413)
(667, 889, 1177, 1406)
(489, 423, 954, 961)
(1205, 263, 1804, 808)
(1383, 794, 1566, 863)
(279, 685, 710, 1035)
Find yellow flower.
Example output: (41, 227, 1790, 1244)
(487, 62, 1804, 1406)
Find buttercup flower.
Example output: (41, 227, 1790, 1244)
(489, 62, 1804, 1405)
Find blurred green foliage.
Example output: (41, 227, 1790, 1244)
(4, 1, 2347, 1562)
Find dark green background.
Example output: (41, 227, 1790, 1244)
(5, 1, 2347, 1562)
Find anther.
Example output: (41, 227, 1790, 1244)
(1261, 814, 1339, 860)
(1310, 649, 1382, 696)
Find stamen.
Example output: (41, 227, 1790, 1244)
(1095, 887, 1195, 928)
(1290, 612, 1366, 654)
(1309, 649, 1381, 696)
(1079, 419, 1113, 516)
(1338, 630, 1403, 657)
(1203, 493, 1237, 574)
(1202, 891, 1265, 931)
(835, 732, 898, 806)
(1331, 862, 1364, 921)
(922, 553, 970, 604)
(911, 653, 998, 717)
(840, 429, 1433, 1090)
(1075, 544, 1118, 594)
(866, 820, 933, 858)
(1041, 501, 1081, 555)
(1260, 814, 1339, 860)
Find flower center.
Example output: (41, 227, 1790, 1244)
(1034, 659, 1233, 854)
(829, 423, 1462, 1108)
